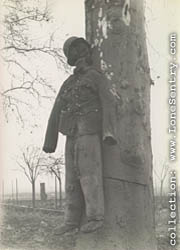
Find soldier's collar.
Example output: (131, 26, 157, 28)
(73, 65, 92, 75)
(73, 58, 92, 74)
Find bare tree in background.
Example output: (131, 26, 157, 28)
(0, 0, 67, 123)
(153, 161, 169, 207)
(17, 145, 43, 208)
(41, 154, 64, 208)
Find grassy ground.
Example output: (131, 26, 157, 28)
(0, 198, 179, 250)
(3, 199, 63, 210)
(0, 208, 76, 250)
(155, 208, 179, 250)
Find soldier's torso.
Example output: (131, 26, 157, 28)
(58, 66, 102, 136)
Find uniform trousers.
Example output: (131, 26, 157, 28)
(64, 134, 104, 226)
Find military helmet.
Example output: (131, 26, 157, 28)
(63, 36, 91, 58)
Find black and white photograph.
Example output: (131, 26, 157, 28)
(0, 0, 179, 249)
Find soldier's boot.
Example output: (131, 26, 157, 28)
(55, 223, 79, 236)
(80, 220, 103, 233)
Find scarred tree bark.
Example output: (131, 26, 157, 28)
(74, 0, 157, 249)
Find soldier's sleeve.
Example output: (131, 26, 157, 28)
(90, 69, 118, 145)
(42, 82, 65, 153)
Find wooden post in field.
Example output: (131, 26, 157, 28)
(11, 180, 14, 203)
(55, 176, 57, 209)
(2, 180, 4, 202)
(16, 178, 18, 204)
(40, 182, 47, 202)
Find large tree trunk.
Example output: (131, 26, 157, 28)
(74, 0, 157, 249)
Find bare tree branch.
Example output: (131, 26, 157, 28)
(41, 154, 65, 180)
(17, 145, 43, 184)
(1, 0, 68, 124)
(16, 160, 32, 183)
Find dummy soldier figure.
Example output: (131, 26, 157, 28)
(43, 37, 117, 234)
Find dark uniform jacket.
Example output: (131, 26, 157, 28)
(43, 64, 117, 152)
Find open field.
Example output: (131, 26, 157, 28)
(0, 207, 75, 250)
(0, 196, 179, 250)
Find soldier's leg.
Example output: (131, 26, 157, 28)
(65, 136, 84, 226)
(57, 136, 84, 235)
(75, 134, 104, 232)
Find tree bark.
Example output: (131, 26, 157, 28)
(32, 181, 36, 208)
(74, 0, 157, 249)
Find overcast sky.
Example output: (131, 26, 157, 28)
(0, 0, 180, 195)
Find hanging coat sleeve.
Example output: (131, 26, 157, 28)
(88, 69, 118, 146)
(42, 88, 63, 153)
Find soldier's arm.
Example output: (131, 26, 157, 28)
(89, 69, 118, 145)
(42, 90, 62, 153)
(42, 78, 69, 153)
